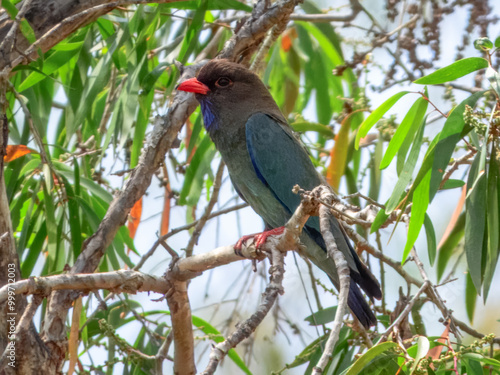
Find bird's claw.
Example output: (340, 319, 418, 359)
(233, 227, 286, 256)
(254, 227, 285, 248)
(234, 233, 259, 257)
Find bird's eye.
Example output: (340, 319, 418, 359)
(215, 77, 232, 88)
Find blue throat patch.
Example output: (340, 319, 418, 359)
(199, 99, 218, 132)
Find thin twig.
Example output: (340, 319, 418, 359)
(133, 202, 247, 270)
(378, 281, 430, 342)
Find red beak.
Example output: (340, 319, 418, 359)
(177, 77, 210, 95)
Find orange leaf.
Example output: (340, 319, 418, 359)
(281, 34, 292, 52)
(280, 27, 297, 52)
(326, 116, 351, 190)
(128, 197, 143, 240)
(438, 185, 466, 249)
(4, 145, 33, 162)
(427, 322, 450, 366)
(67, 296, 83, 375)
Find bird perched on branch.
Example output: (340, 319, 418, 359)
(177, 59, 381, 328)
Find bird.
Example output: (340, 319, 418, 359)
(177, 59, 381, 328)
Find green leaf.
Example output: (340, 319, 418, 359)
(345, 342, 399, 375)
(179, 135, 216, 205)
(483, 148, 500, 300)
(465, 272, 477, 323)
(414, 57, 488, 84)
(463, 358, 483, 375)
(436, 212, 465, 281)
(369, 134, 383, 201)
(355, 91, 410, 149)
(440, 179, 465, 190)
(370, 208, 389, 233)
(42, 175, 58, 273)
(424, 214, 437, 266)
(465, 151, 487, 292)
(286, 335, 328, 369)
(474, 37, 494, 51)
(192, 316, 253, 374)
(178, 3, 207, 64)
(385, 117, 425, 214)
(304, 306, 338, 326)
(380, 96, 428, 169)
(60, 175, 82, 259)
(463, 353, 500, 369)
(495, 36, 500, 48)
(19, 18, 36, 44)
(21, 222, 46, 278)
(1, 0, 18, 18)
(291, 121, 335, 138)
(18, 47, 83, 92)
(403, 170, 431, 262)
(465, 153, 487, 292)
(429, 90, 486, 200)
(162, 0, 252, 11)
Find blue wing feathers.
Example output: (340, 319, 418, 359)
(245, 113, 381, 327)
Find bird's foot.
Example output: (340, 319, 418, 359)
(234, 233, 259, 256)
(233, 227, 286, 256)
(254, 227, 285, 248)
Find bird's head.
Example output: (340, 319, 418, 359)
(177, 60, 282, 133)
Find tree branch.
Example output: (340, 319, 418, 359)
(0, 270, 170, 303)
(312, 188, 351, 375)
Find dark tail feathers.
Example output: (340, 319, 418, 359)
(348, 280, 377, 329)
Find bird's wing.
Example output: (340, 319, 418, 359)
(246, 113, 382, 301)
(245, 113, 323, 213)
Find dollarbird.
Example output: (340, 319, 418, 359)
(177, 60, 381, 328)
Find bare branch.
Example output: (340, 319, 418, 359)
(0, 270, 169, 304)
(312, 188, 351, 375)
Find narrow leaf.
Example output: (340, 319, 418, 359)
(127, 197, 143, 240)
(482, 148, 500, 300)
(4, 144, 33, 162)
(437, 212, 465, 281)
(345, 342, 398, 375)
(424, 214, 437, 266)
(291, 121, 335, 138)
(403, 170, 431, 262)
(355, 91, 409, 149)
(385, 119, 425, 213)
(465, 152, 487, 292)
(429, 91, 485, 200)
(465, 272, 478, 324)
(440, 179, 465, 190)
(380, 96, 428, 169)
(191, 316, 253, 374)
(326, 115, 351, 189)
(414, 57, 488, 84)
(305, 307, 338, 326)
